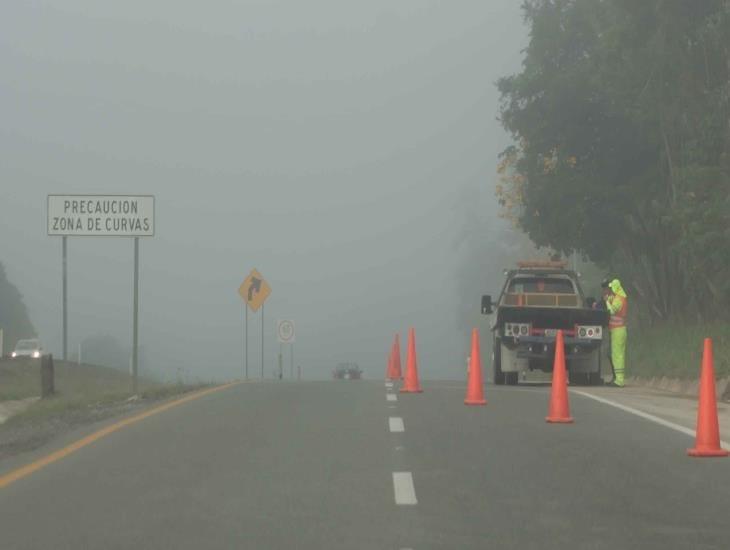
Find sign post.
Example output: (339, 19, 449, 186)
(132, 237, 140, 393)
(62, 236, 68, 361)
(276, 319, 295, 379)
(47, 195, 155, 392)
(244, 304, 248, 379)
(238, 268, 272, 380)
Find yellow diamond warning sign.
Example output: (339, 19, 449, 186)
(238, 269, 271, 312)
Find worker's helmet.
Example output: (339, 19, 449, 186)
(600, 278, 611, 289)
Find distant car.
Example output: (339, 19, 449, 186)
(332, 362, 362, 380)
(11, 339, 43, 359)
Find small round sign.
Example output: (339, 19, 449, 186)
(277, 320, 295, 343)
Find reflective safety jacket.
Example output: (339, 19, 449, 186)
(606, 279, 628, 330)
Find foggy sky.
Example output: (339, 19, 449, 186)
(1, 1, 526, 381)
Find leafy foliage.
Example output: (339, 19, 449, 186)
(0, 262, 36, 354)
(498, 0, 730, 321)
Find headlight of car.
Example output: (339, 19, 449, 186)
(33, 351, 41, 358)
(11, 351, 17, 358)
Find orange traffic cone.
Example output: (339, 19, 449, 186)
(464, 328, 487, 405)
(392, 333, 403, 380)
(387, 341, 399, 380)
(688, 339, 728, 457)
(400, 328, 423, 393)
(546, 330, 573, 423)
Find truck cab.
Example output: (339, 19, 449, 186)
(481, 261, 608, 385)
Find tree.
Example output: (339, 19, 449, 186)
(0, 261, 36, 355)
(498, 0, 730, 321)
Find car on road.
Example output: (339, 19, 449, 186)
(481, 261, 608, 386)
(11, 338, 43, 359)
(332, 362, 362, 380)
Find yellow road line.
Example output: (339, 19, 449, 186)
(0, 381, 241, 490)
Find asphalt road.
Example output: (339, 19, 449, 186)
(0, 380, 729, 549)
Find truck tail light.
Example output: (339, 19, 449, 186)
(505, 323, 531, 338)
(576, 325, 602, 340)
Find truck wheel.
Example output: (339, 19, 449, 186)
(506, 372, 519, 385)
(493, 338, 505, 385)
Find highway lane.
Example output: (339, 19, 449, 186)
(0, 380, 728, 549)
(399, 382, 730, 550)
(0, 382, 409, 549)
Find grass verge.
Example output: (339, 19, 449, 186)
(628, 322, 730, 380)
(0, 358, 212, 460)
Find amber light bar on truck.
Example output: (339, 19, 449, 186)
(516, 260, 568, 269)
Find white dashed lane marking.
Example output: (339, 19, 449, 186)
(389, 417, 405, 433)
(393, 472, 418, 505)
(386, 393, 397, 402)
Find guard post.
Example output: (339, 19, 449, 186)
(41, 354, 55, 398)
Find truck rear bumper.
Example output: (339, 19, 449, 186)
(504, 336, 602, 361)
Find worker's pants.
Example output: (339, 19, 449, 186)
(610, 327, 627, 386)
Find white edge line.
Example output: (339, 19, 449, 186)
(393, 472, 417, 505)
(389, 417, 405, 432)
(572, 390, 730, 448)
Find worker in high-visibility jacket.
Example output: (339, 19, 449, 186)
(604, 279, 628, 387)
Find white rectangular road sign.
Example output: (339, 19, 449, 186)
(47, 195, 155, 237)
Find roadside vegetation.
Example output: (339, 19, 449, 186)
(0, 262, 215, 459)
(0, 261, 36, 357)
(491, 1, 729, 380)
(0, 358, 210, 459)
(628, 323, 730, 380)
(0, 358, 207, 416)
